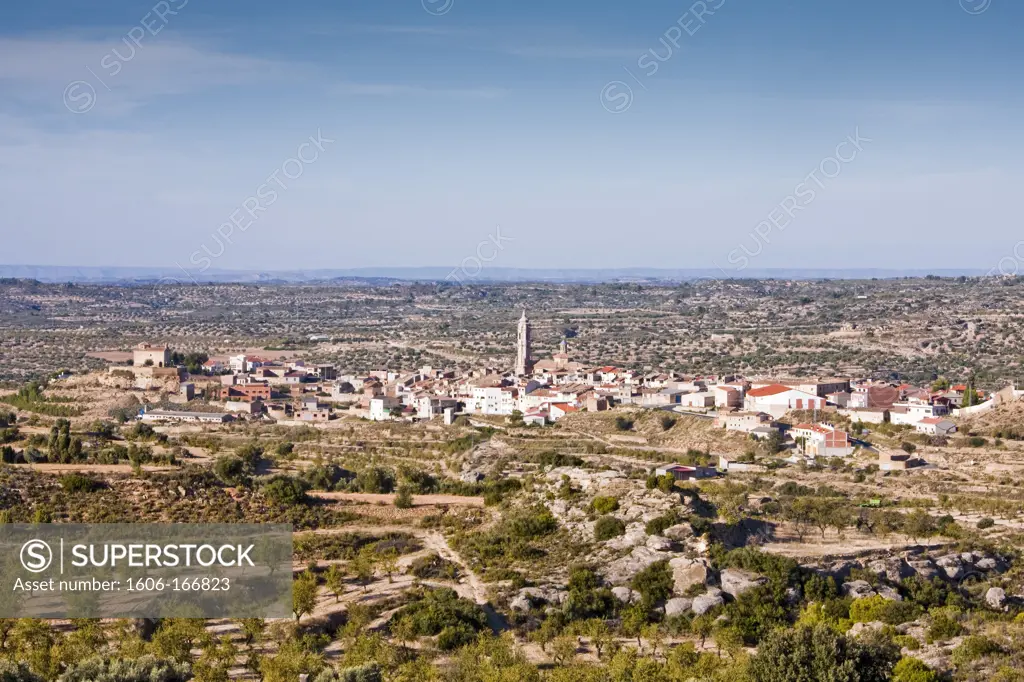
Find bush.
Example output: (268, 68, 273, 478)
(977, 517, 995, 529)
(354, 467, 395, 494)
(750, 624, 899, 682)
(893, 635, 921, 651)
(590, 496, 619, 515)
(951, 635, 1001, 665)
(925, 611, 964, 643)
(849, 595, 920, 625)
(59, 473, 103, 493)
(593, 515, 626, 541)
(892, 657, 938, 682)
(632, 560, 673, 608)
(58, 656, 191, 682)
(262, 476, 310, 505)
(394, 486, 414, 509)
(645, 511, 681, 536)
(504, 506, 557, 538)
(409, 553, 460, 580)
(537, 451, 584, 468)
(394, 588, 487, 645)
(614, 416, 634, 431)
(660, 415, 677, 431)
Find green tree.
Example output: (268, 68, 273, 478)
(292, 574, 319, 622)
(749, 624, 898, 682)
(325, 564, 346, 602)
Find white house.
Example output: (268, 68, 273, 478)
(465, 387, 518, 416)
(369, 396, 402, 421)
(792, 423, 854, 458)
(915, 417, 957, 436)
(890, 400, 949, 426)
(678, 391, 715, 409)
(744, 384, 825, 418)
(416, 396, 460, 420)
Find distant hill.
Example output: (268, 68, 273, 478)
(0, 264, 991, 285)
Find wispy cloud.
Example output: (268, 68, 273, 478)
(0, 36, 296, 115)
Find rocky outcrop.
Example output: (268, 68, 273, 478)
(867, 558, 914, 583)
(842, 580, 876, 600)
(612, 586, 640, 604)
(604, 546, 666, 585)
(876, 585, 902, 601)
(934, 554, 965, 580)
(719, 568, 767, 599)
(986, 587, 1007, 610)
(665, 597, 693, 617)
(692, 588, 725, 615)
(669, 557, 711, 594)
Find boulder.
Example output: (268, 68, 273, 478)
(719, 568, 768, 599)
(866, 558, 913, 583)
(604, 524, 649, 551)
(663, 523, 693, 541)
(692, 588, 724, 615)
(646, 535, 673, 552)
(509, 594, 532, 612)
(986, 587, 1007, 610)
(611, 586, 640, 604)
(907, 559, 939, 580)
(604, 546, 665, 585)
(665, 597, 693, 617)
(825, 560, 857, 582)
(842, 580, 877, 600)
(934, 554, 964, 580)
(669, 557, 711, 594)
(876, 585, 903, 601)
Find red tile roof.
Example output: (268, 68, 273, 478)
(747, 384, 792, 397)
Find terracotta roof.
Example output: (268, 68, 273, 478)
(746, 384, 792, 397)
(919, 416, 949, 424)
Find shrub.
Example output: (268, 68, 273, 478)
(58, 656, 191, 682)
(893, 635, 921, 651)
(354, 467, 395, 494)
(892, 657, 938, 682)
(59, 473, 103, 493)
(504, 506, 557, 538)
(593, 515, 625, 541)
(925, 611, 964, 643)
(750, 624, 899, 682)
(951, 635, 1001, 665)
(409, 553, 460, 580)
(614, 416, 634, 431)
(977, 517, 995, 529)
(394, 588, 487, 647)
(262, 476, 310, 505)
(660, 415, 677, 431)
(645, 511, 681, 536)
(590, 496, 619, 515)
(849, 595, 920, 625)
(394, 486, 414, 509)
(632, 560, 673, 608)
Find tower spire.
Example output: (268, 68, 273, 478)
(516, 310, 532, 376)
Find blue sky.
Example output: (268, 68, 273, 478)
(1, 0, 1022, 275)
